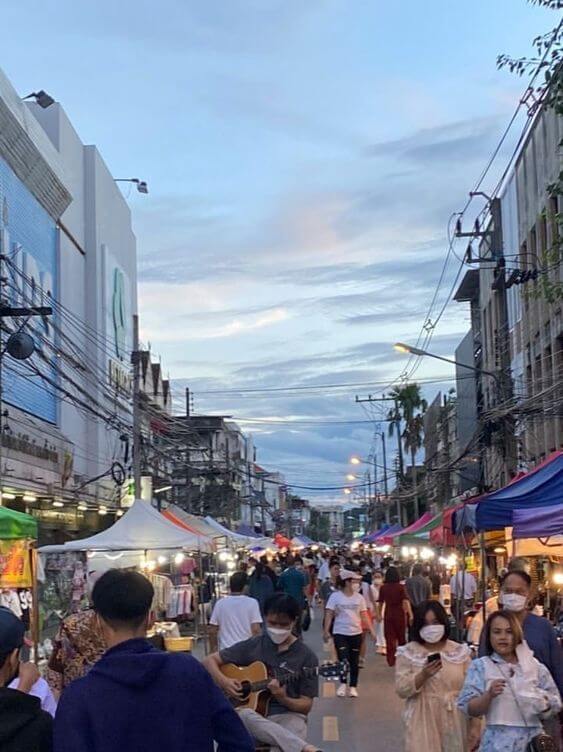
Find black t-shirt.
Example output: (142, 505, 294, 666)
(220, 634, 319, 716)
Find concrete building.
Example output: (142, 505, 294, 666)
(423, 391, 459, 509)
(0, 67, 138, 541)
(455, 102, 563, 489)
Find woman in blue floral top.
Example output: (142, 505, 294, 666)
(457, 610, 561, 752)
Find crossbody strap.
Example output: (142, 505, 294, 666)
(490, 658, 530, 728)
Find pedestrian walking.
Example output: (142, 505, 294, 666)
(370, 570, 386, 655)
(279, 556, 307, 634)
(248, 560, 275, 616)
(458, 609, 561, 752)
(376, 566, 412, 667)
(209, 572, 263, 651)
(323, 569, 376, 698)
(405, 563, 431, 608)
(395, 601, 480, 752)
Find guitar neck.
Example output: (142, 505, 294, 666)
(248, 666, 318, 693)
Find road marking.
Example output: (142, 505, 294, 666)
(323, 716, 339, 742)
(322, 682, 336, 698)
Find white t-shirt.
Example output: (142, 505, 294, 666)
(210, 595, 262, 650)
(318, 561, 330, 582)
(326, 591, 367, 636)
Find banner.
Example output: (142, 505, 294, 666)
(0, 540, 32, 588)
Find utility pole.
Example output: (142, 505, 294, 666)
(185, 387, 191, 417)
(356, 395, 404, 523)
(131, 314, 142, 501)
(381, 432, 390, 520)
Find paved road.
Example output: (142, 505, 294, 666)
(303, 605, 404, 751)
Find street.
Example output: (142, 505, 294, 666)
(303, 606, 404, 751)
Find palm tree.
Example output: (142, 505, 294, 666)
(387, 384, 427, 520)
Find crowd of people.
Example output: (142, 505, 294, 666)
(0, 545, 562, 752)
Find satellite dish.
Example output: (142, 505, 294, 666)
(6, 332, 35, 360)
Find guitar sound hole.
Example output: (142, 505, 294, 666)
(240, 681, 252, 700)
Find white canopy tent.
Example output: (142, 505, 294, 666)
(38, 500, 214, 554)
(204, 516, 273, 549)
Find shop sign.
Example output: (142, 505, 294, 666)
(108, 358, 132, 396)
(1, 431, 59, 463)
(0, 540, 32, 588)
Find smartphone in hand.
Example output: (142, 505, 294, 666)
(427, 653, 441, 663)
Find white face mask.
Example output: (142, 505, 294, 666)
(501, 592, 527, 612)
(351, 582, 361, 593)
(267, 627, 293, 645)
(419, 624, 445, 644)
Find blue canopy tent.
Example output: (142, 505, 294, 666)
(362, 524, 391, 544)
(475, 451, 563, 531)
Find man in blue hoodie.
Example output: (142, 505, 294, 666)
(54, 569, 254, 752)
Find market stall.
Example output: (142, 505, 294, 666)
(0, 506, 39, 659)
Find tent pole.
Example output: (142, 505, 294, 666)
(480, 533, 487, 625)
(31, 545, 39, 665)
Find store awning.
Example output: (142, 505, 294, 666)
(362, 525, 390, 543)
(38, 500, 212, 553)
(430, 504, 463, 547)
(378, 523, 404, 545)
(513, 504, 563, 540)
(391, 512, 433, 540)
(0, 506, 37, 540)
(476, 451, 563, 531)
(395, 512, 443, 546)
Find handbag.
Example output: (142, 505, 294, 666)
(492, 660, 557, 752)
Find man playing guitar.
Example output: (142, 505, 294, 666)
(205, 593, 323, 752)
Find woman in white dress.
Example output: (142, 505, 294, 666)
(395, 600, 480, 752)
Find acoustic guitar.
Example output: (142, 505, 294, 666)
(220, 660, 344, 717)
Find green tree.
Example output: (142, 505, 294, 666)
(307, 508, 330, 542)
(387, 384, 428, 520)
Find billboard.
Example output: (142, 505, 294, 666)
(0, 155, 58, 423)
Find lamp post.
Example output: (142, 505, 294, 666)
(393, 342, 501, 391)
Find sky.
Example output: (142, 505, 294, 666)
(0, 0, 554, 505)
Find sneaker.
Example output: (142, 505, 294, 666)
(336, 684, 347, 697)
(349, 687, 359, 698)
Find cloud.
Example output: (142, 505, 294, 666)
(365, 116, 501, 163)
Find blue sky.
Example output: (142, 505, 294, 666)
(0, 0, 554, 503)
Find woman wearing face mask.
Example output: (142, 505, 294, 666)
(324, 570, 376, 698)
(458, 610, 561, 752)
(478, 569, 563, 746)
(395, 601, 479, 752)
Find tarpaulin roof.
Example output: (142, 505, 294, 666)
(390, 512, 433, 540)
(362, 525, 391, 543)
(476, 451, 563, 531)
(0, 506, 37, 540)
(38, 500, 212, 553)
(513, 505, 563, 540)
(203, 516, 273, 548)
(430, 504, 462, 547)
(378, 523, 404, 545)
(274, 532, 292, 549)
(395, 512, 443, 546)
(163, 506, 222, 540)
(236, 523, 261, 538)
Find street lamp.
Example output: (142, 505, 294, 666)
(393, 342, 500, 387)
(343, 488, 352, 495)
(349, 456, 377, 467)
(346, 474, 357, 481)
(114, 178, 149, 194)
(23, 90, 55, 108)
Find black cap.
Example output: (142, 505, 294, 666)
(0, 607, 25, 654)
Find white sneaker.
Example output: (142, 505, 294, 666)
(336, 684, 347, 697)
(349, 687, 359, 698)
